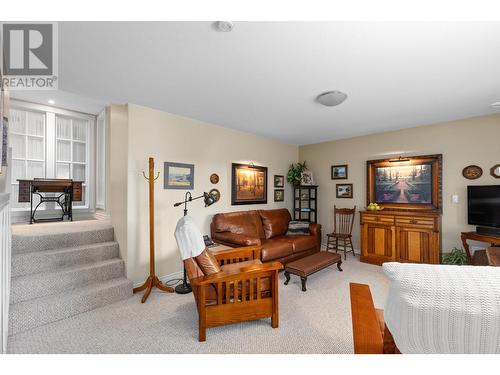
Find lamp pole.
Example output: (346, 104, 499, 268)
(173, 191, 215, 294)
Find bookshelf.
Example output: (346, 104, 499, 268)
(293, 185, 318, 223)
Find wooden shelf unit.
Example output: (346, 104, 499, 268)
(293, 185, 318, 223)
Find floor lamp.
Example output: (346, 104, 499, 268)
(173, 191, 216, 294)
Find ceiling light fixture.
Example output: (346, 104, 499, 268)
(48, 99, 55, 105)
(316, 91, 348, 107)
(490, 101, 500, 109)
(213, 21, 234, 32)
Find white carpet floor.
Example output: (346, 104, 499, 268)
(7, 254, 389, 354)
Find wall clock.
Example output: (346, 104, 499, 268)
(462, 165, 483, 180)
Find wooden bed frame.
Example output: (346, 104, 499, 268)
(349, 283, 400, 354)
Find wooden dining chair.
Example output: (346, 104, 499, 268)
(326, 205, 356, 260)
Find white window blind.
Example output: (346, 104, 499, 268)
(9, 109, 46, 209)
(55, 115, 89, 207)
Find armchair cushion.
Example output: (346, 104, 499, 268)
(195, 248, 221, 275)
(259, 209, 291, 239)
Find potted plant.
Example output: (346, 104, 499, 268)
(287, 161, 307, 186)
(442, 247, 468, 265)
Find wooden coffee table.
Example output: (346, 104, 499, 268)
(284, 251, 342, 291)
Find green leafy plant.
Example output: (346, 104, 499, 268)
(287, 161, 308, 185)
(442, 247, 468, 265)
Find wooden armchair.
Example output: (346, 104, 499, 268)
(185, 245, 283, 341)
(349, 283, 399, 354)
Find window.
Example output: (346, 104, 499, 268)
(10, 108, 46, 209)
(9, 101, 94, 214)
(55, 115, 89, 206)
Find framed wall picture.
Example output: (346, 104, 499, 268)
(301, 170, 314, 185)
(367, 154, 442, 211)
(274, 175, 284, 188)
(331, 164, 348, 179)
(274, 189, 284, 202)
(231, 163, 268, 205)
(164, 162, 194, 190)
(336, 183, 353, 198)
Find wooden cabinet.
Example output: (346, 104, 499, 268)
(360, 210, 441, 265)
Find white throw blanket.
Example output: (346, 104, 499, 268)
(174, 215, 205, 260)
(383, 262, 500, 354)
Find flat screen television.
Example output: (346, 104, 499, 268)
(467, 185, 500, 232)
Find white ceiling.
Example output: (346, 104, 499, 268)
(28, 22, 500, 145)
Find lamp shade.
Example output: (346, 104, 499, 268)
(203, 192, 216, 207)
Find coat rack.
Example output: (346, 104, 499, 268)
(133, 157, 174, 303)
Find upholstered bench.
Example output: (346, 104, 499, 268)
(284, 251, 342, 291)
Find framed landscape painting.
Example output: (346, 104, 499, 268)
(164, 162, 194, 190)
(331, 164, 348, 179)
(366, 154, 442, 211)
(231, 163, 267, 205)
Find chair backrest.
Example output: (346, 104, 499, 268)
(333, 205, 356, 235)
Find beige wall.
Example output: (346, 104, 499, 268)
(111, 104, 298, 283)
(299, 114, 500, 254)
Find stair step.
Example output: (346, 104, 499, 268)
(11, 241, 119, 277)
(10, 259, 125, 304)
(9, 277, 133, 336)
(12, 226, 114, 255)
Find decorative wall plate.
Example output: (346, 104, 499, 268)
(210, 173, 219, 184)
(491, 164, 500, 179)
(209, 188, 220, 202)
(462, 165, 483, 180)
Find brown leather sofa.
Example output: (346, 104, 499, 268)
(210, 208, 321, 265)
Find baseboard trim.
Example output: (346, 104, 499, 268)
(133, 245, 362, 289)
(320, 242, 360, 256)
(132, 270, 184, 289)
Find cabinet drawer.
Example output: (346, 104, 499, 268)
(361, 214, 394, 225)
(395, 216, 435, 228)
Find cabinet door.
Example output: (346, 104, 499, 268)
(361, 223, 396, 265)
(397, 227, 438, 264)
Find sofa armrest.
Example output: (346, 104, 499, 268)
(309, 223, 321, 236)
(212, 231, 261, 246)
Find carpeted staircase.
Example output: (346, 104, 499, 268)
(9, 222, 133, 336)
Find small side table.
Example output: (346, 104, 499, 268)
(486, 247, 500, 266)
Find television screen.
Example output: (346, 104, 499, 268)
(467, 185, 500, 228)
(374, 163, 432, 204)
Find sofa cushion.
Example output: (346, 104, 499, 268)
(261, 236, 294, 261)
(289, 235, 316, 253)
(259, 209, 292, 239)
(212, 210, 264, 238)
(195, 248, 221, 275)
(286, 221, 310, 236)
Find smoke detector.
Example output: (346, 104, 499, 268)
(316, 91, 348, 107)
(214, 21, 234, 32)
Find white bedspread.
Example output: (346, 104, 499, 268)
(382, 262, 500, 354)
